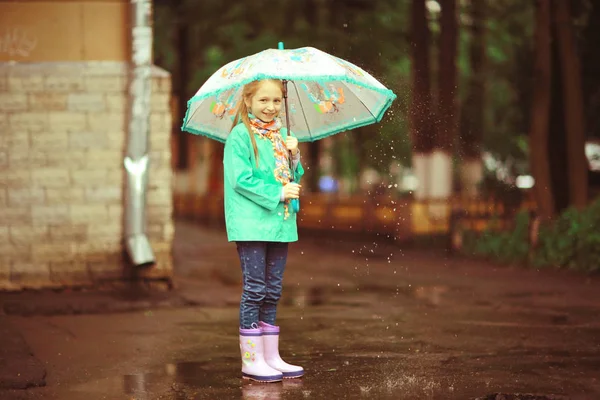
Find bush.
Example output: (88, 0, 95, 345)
(462, 210, 530, 264)
(462, 198, 600, 273)
(532, 199, 600, 272)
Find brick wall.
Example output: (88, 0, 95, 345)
(0, 62, 174, 290)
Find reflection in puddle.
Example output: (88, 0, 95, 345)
(123, 361, 231, 399)
(121, 361, 305, 400)
(285, 283, 451, 309)
(412, 285, 448, 305)
(242, 380, 304, 400)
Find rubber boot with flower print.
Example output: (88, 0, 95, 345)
(259, 321, 304, 379)
(239, 327, 283, 382)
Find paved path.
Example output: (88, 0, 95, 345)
(1, 221, 599, 399)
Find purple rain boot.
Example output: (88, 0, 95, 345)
(259, 321, 304, 379)
(239, 327, 283, 383)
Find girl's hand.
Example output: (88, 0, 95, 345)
(286, 136, 299, 156)
(283, 182, 301, 199)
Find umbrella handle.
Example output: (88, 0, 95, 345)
(288, 151, 300, 214)
(283, 78, 300, 214)
(290, 198, 300, 213)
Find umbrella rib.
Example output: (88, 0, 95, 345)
(184, 102, 202, 130)
(290, 80, 314, 141)
(340, 81, 377, 122)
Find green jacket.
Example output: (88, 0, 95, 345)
(223, 122, 304, 242)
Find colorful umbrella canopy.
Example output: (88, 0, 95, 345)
(181, 46, 396, 143)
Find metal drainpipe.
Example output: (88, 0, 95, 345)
(124, 0, 155, 267)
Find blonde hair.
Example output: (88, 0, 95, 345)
(231, 79, 284, 166)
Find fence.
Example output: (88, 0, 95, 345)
(173, 192, 537, 246)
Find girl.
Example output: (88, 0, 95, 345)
(223, 79, 304, 383)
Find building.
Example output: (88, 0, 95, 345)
(0, 0, 173, 289)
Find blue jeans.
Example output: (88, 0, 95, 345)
(236, 241, 289, 329)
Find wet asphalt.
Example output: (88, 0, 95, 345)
(4, 221, 600, 399)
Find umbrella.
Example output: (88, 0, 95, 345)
(181, 43, 396, 143)
(181, 43, 397, 212)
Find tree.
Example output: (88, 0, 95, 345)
(154, 0, 561, 204)
(480, 1, 533, 168)
(459, 0, 486, 197)
(304, 0, 322, 193)
(529, 0, 589, 218)
(174, 0, 191, 171)
(554, 0, 588, 208)
(580, 0, 600, 141)
(409, 0, 434, 200)
(529, 0, 554, 220)
(427, 0, 458, 202)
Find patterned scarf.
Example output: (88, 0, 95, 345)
(248, 115, 293, 219)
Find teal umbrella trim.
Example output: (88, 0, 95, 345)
(181, 73, 396, 131)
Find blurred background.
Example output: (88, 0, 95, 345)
(2, 3, 600, 398)
(166, 0, 600, 271)
(1, 0, 600, 290)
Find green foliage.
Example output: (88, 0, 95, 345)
(533, 199, 600, 272)
(462, 198, 600, 273)
(154, 0, 540, 174)
(152, 5, 176, 71)
(463, 210, 530, 264)
(478, 1, 534, 165)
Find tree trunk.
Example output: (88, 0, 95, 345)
(207, 142, 224, 193)
(196, 137, 212, 194)
(174, 0, 190, 170)
(548, 2, 570, 214)
(409, 0, 434, 200)
(580, 0, 600, 141)
(459, 0, 486, 197)
(529, 0, 555, 220)
(430, 0, 458, 201)
(553, 0, 589, 208)
(304, 0, 321, 193)
(435, 0, 458, 153)
(305, 141, 321, 193)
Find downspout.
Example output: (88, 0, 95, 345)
(124, 0, 155, 267)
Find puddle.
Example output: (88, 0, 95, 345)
(29, 332, 599, 399)
(121, 360, 241, 400)
(114, 355, 461, 400)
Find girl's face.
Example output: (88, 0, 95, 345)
(246, 81, 283, 123)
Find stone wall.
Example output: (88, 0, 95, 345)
(0, 62, 173, 290)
